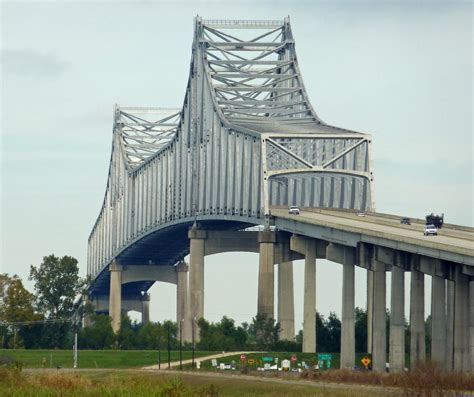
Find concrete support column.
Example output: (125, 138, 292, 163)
(372, 263, 386, 372)
(390, 264, 405, 372)
(257, 231, 276, 319)
(189, 227, 206, 329)
(446, 280, 455, 371)
(453, 268, 469, 371)
(367, 270, 374, 354)
(341, 259, 355, 369)
(278, 261, 295, 340)
(303, 239, 316, 353)
(176, 261, 190, 342)
(431, 275, 447, 369)
(82, 295, 92, 328)
(410, 269, 425, 367)
(141, 293, 150, 325)
(470, 280, 474, 373)
(109, 260, 122, 333)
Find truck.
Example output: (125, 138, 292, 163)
(426, 213, 444, 229)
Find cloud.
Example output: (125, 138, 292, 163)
(1, 48, 68, 80)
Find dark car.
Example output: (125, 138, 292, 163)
(400, 217, 411, 225)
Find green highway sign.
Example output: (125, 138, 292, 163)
(317, 353, 332, 361)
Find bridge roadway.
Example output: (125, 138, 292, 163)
(271, 207, 474, 266)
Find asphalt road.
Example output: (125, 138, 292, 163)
(271, 207, 474, 257)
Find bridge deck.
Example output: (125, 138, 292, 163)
(271, 207, 474, 261)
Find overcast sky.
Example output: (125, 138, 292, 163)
(1, 1, 472, 328)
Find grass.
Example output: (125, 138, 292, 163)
(0, 349, 217, 369)
(300, 361, 474, 395)
(183, 351, 372, 370)
(0, 368, 384, 397)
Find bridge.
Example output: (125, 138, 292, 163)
(86, 17, 473, 373)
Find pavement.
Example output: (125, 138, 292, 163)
(142, 351, 254, 370)
(271, 207, 474, 257)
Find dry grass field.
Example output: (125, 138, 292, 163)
(1, 363, 473, 397)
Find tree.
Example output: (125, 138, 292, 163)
(0, 274, 43, 348)
(136, 322, 160, 350)
(117, 314, 139, 349)
(79, 314, 115, 349)
(326, 312, 341, 352)
(29, 255, 84, 319)
(316, 312, 330, 351)
(248, 314, 280, 350)
(354, 307, 368, 353)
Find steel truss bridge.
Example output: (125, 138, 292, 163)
(86, 17, 473, 373)
(88, 17, 373, 291)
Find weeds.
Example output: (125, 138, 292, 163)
(300, 361, 474, 394)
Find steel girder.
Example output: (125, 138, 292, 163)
(87, 17, 374, 289)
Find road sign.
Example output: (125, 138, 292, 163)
(291, 355, 297, 362)
(317, 353, 332, 361)
(262, 356, 273, 362)
(248, 359, 254, 365)
(240, 354, 246, 360)
(361, 356, 371, 368)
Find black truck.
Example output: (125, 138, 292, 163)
(426, 213, 444, 229)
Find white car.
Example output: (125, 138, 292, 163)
(423, 224, 438, 236)
(288, 206, 300, 215)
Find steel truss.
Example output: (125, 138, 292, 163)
(87, 17, 374, 284)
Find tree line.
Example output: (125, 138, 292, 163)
(1, 254, 432, 353)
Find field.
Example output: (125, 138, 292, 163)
(0, 368, 388, 397)
(0, 349, 217, 369)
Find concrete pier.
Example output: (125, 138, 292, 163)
(372, 263, 386, 372)
(189, 227, 206, 318)
(109, 260, 122, 333)
(390, 264, 405, 372)
(410, 269, 425, 367)
(454, 269, 469, 371)
(278, 261, 295, 340)
(176, 261, 190, 340)
(303, 239, 316, 353)
(258, 231, 276, 319)
(431, 275, 447, 369)
(367, 270, 374, 354)
(470, 281, 474, 373)
(341, 256, 355, 369)
(141, 293, 150, 324)
(189, 227, 206, 342)
(446, 280, 455, 371)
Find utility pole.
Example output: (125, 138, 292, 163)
(72, 315, 78, 369)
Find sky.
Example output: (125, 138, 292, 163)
(1, 1, 472, 329)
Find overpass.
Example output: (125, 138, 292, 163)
(85, 17, 473, 373)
